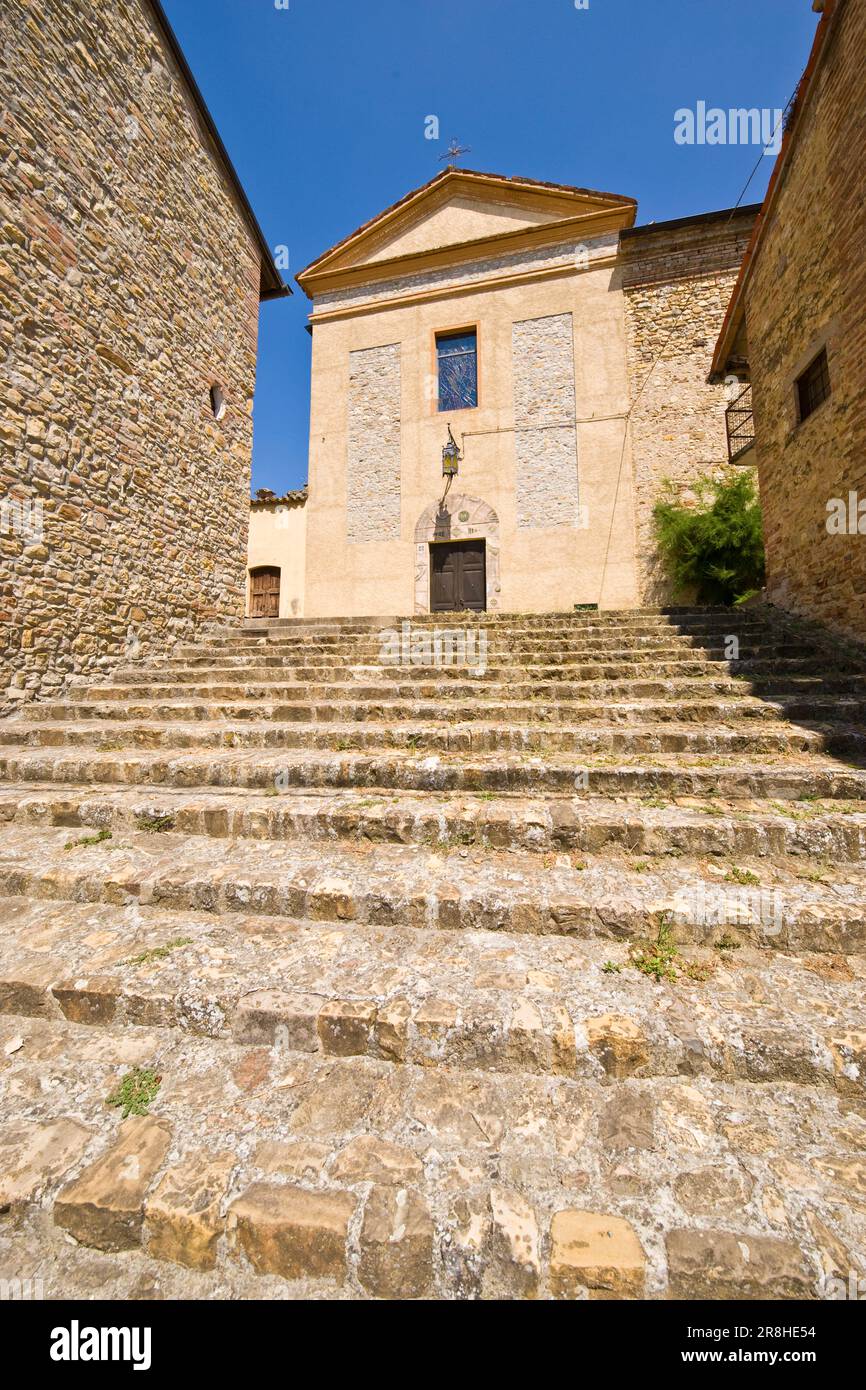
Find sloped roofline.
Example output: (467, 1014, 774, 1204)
(295, 167, 637, 288)
(710, 0, 841, 376)
(146, 0, 289, 301)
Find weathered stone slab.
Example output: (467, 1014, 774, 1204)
(358, 1187, 434, 1298)
(550, 1209, 646, 1298)
(254, 1139, 331, 1180)
(317, 999, 377, 1057)
(584, 1014, 650, 1078)
(52, 975, 120, 1025)
(144, 1150, 235, 1270)
(332, 1135, 422, 1186)
(483, 1186, 540, 1298)
(54, 1117, 171, 1251)
(666, 1229, 815, 1300)
(0, 1118, 94, 1208)
(232, 989, 322, 1050)
(228, 1183, 355, 1283)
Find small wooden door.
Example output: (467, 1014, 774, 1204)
(249, 566, 280, 618)
(430, 540, 486, 612)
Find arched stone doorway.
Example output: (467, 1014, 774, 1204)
(414, 494, 501, 614)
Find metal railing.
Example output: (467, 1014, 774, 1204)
(725, 384, 755, 463)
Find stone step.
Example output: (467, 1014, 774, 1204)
(1, 896, 864, 1092)
(229, 614, 767, 636)
(61, 672, 866, 701)
(157, 649, 738, 672)
(221, 625, 773, 649)
(108, 657, 858, 686)
(171, 636, 815, 660)
(235, 609, 700, 628)
(3, 718, 861, 758)
(3, 784, 865, 859)
(73, 660, 753, 686)
(174, 642, 717, 661)
(2, 744, 864, 799)
(16, 696, 865, 729)
(73, 663, 744, 688)
(3, 605, 866, 1303)
(1, 1011, 862, 1298)
(118, 646, 851, 669)
(162, 651, 832, 679)
(213, 631, 782, 653)
(0, 824, 864, 953)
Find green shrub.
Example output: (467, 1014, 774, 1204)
(653, 470, 765, 605)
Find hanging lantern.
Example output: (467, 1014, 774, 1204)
(442, 425, 461, 477)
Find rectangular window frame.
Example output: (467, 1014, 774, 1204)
(433, 323, 480, 414)
(795, 346, 832, 425)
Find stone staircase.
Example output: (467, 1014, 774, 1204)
(1, 606, 865, 1300)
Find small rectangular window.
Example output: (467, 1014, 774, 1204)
(437, 329, 477, 411)
(796, 347, 831, 423)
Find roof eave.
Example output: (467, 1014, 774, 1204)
(295, 167, 637, 290)
(145, 0, 290, 302)
(620, 203, 762, 241)
(710, 0, 842, 376)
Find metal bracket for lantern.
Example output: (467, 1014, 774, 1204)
(442, 425, 461, 477)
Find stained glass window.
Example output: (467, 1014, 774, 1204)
(437, 329, 478, 411)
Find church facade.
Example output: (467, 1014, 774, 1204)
(280, 169, 757, 619)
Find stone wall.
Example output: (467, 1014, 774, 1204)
(511, 313, 580, 530)
(0, 0, 265, 707)
(743, 0, 866, 639)
(346, 343, 402, 544)
(620, 213, 756, 604)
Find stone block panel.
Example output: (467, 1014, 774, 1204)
(346, 342, 402, 544)
(511, 314, 579, 529)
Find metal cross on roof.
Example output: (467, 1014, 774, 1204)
(439, 138, 472, 166)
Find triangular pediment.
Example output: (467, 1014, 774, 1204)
(296, 169, 636, 297)
(353, 193, 568, 265)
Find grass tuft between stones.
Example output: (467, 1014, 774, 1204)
(64, 828, 112, 850)
(123, 937, 194, 967)
(106, 1066, 161, 1118)
(628, 915, 718, 986)
(135, 812, 176, 833)
(725, 865, 761, 886)
(630, 917, 680, 983)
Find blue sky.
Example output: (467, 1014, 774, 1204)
(162, 0, 820, 495)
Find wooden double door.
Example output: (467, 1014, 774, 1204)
(430, 540, 486, 613)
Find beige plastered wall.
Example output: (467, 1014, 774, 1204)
(247, 503, 307, 618)
(303, 255, 638, 618)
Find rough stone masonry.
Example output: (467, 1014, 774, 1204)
(0, 0, 284, 711)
